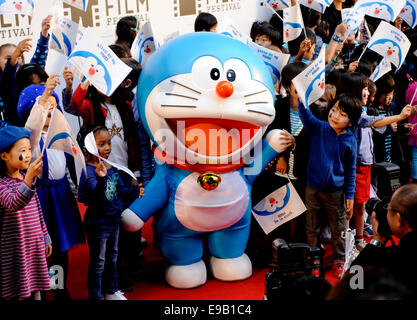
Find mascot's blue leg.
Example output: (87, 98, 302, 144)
(160, 232, 203, 265)
(207, 214, 251, 259)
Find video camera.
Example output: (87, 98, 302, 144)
(365, 198, 392, 239)
(264, 239, 326, 300)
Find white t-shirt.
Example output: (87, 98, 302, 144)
(103, 103, 129, 168)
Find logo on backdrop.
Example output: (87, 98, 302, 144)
(206, 0, 242, 14)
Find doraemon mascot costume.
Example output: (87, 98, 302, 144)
(121, 32, 290, 288)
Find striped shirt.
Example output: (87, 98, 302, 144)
(288, 109, 303, 180)
(0, 175, 51, 299)
(378, 109, 392, 162)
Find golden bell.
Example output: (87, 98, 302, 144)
(197, 172, 221, 191)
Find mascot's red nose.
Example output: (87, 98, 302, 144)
(89, 68, 96, 75)
(15, 3, 22, 10)
(387, 49, 393, 56)
(216, 81, 234, 98)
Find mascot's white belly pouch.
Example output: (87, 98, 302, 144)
(174, 171, 249, 232)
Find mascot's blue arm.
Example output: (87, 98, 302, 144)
(244, 136, 281, 185)
(128, 163, 169, 222)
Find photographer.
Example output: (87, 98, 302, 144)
(351, 184, 417, 295)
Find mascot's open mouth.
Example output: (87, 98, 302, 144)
(166, 118, 261, 157)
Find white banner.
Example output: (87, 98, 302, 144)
(248, 41, 290, 85)
(342, 7, 365, 36)
(283, 3, 305, 42)
(62, 0, 89, 12)
(367, 20, 411, 71)
(292, 46, 325, 107)
(50, 18, 79, 57)
(0, 0, 33, 15)
(355, 0, 407, 22)
(299, 0, 327, 14)
(252, 181, 306, 234)
(130, 21, 155, 66)
(369, 57, 392, 82)
(399, 0, 417, 28)
(67, 28, 132, 96)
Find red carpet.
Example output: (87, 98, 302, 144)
(66, 204, 340, 300)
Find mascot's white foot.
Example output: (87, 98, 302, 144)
(209, 253, 252, 281)
(166, 260, 207, 289)
(121, 208, 144, 232)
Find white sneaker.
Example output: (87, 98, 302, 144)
(105, 290, 128, 300)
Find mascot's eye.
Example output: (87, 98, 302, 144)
(210, 68, 220, 80)
(226, 69, 236, 82)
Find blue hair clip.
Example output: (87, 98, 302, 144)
(131, 16, 140, 32)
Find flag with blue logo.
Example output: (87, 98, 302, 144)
(354, 0, 406, 22)
(44, 108, 86, 173)
(50, 18, 79, 57)
(131, 22, 156, 66)
(367, 20, 410, 71)
(342, 7, 365, 36)
(247, 41, 290, 85)
(62, 0, 88, 11)
(292, 46, 325, 107)
(299, 0, 327, 14)
(266, 0, 291, 11)
(252, 181, 306, 234)
(0, 0, 34, 15)
(67, 29, 132, 97)
(399, 0, 417, 28)
(283, 3, 305, 42)
(370, 57, 392, 82)
(220, 17, 252, 44)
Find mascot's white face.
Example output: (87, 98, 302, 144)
(283, 23, 301, 42)
(307, 72, 325, 106)
(141, 34, 276, 166)
(367, 4, 391, 20)
(372, 42, 400, 66)
(400, 5, 414, 26)
(0, 0, 28, 11)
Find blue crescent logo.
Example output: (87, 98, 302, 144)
(47, 132, 75, 149)
(264, 61, 281, 81)
(268, 0, 290, 8)
(68, 50, 112, 96)
(369, 39, 402, 70)
(62, 32, 73, 55)
(284, 22, 303, 29)
(138, 36, 154, 64)
(402, 2, 417, 27)
(304, 68, 325, 107)
(82, 0, 87, 11)
(52, 33, 62, 51)
(356, 2, 395, 20)
(252, 184, 291, 216)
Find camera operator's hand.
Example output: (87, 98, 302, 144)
(371, 211, 388, 244)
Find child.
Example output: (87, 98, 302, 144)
(78, 126, 142, 300)
(0, 125, 50, 300)
(115, 16, 139, 54)
(194, 12, 218, 32)
(17, 78, 84, 300)
(297, 93, 362, 279)
(289, 30, 316, 65)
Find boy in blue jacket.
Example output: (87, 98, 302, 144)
(297, 93, 362, 279)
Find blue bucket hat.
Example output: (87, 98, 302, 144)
(17, 84, 62, 120)
(0, 125, 31, 153)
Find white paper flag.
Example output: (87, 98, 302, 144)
(84, 132, 137, 180)
(283, 3, 305, 42)
(219, 16, 252, 45)
(299, 0, 327, 14)
(342, 8, 365, 36)
(130, 22, 156, 67)
(247, 41, 290, 85)
(252, 182, 306, 234)
(367, 20, 411, 71)
(67, 29, 132, 97)
(292, 46, 325, 107)
(50, 18, 79, 57)
(399, 0, 417, 28)
(62, 0, 89, 11)
(355, 0, 407, 22)
(266, 0, 291, 11)
(370, 58, 392, 82)
(0, 0, 33, 15)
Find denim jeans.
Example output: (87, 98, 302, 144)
(411, 145, 417, 180)
(87, 226, 120, 300)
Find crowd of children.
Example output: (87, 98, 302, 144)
(1, 1, 417, 300)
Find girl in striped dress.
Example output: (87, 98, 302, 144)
(0, 125, 51, 300)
